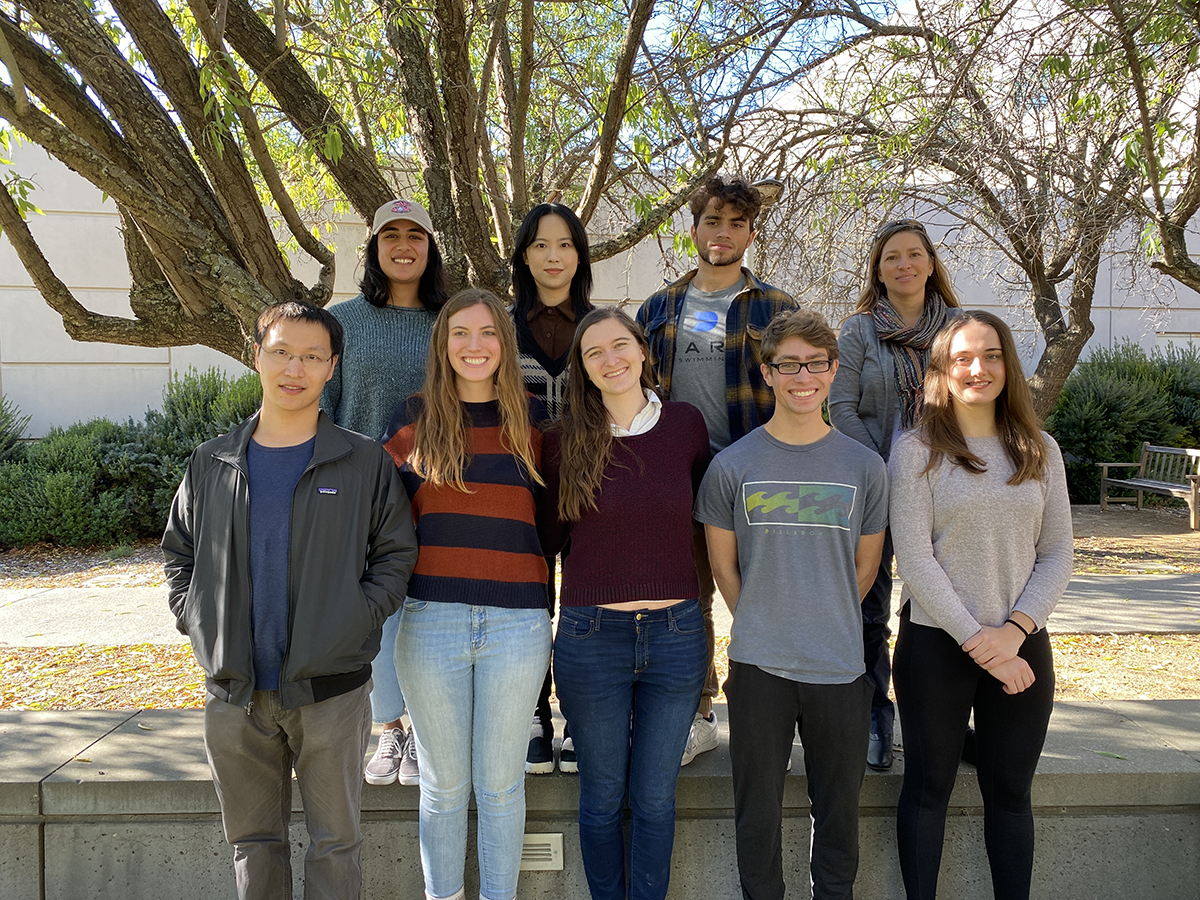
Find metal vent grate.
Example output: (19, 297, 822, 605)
(519, 833, 564, 871)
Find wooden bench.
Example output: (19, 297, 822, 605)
(1098, 442, 1200, 530)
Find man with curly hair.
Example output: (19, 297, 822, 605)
(637, 175, 798, 766)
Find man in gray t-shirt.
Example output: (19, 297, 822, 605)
(695, 309, 886, 900)
(671, 278, 742, 453)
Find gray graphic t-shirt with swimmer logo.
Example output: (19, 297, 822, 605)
(671, 278, 744, 453)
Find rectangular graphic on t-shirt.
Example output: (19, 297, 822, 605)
(741, 481, 857, 530)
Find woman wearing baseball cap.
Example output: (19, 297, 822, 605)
(321, 198, 448, 789)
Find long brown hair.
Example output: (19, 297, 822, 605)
(853, 219, 961, 314)
(410, 288, 543, 491)
(918, 310, 1047, 485)
(556, 308, 658, 521)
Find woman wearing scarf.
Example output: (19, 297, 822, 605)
(829, 218, 961, 771)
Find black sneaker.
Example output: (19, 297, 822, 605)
(526, 716, 554, 774)
(559, 735, 578, 773)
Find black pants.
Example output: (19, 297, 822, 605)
(893, 615, 1054, 900)
(535, 553, 559, 726)
(861, 529, 895, 737)
(726, 662, 871, 900)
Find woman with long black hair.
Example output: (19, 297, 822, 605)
(510, 202, 596, 774)
(321, 198, 448, 788)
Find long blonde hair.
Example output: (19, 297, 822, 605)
(919, 310, 1047, 485)
(556, 308, 658, 521)
(410, 288, 543, 490)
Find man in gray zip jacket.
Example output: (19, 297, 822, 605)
(163, 301, 418, 900)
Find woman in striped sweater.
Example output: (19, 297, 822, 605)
(382, 289, 550, 900)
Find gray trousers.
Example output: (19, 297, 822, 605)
(725, 663, 871, 900)
(204, 682, 373, 900)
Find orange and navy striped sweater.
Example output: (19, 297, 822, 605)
(381, 395, 549, 609)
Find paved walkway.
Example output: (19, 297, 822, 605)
(711, 573, 1200, 643)
(2, 572, 1199, 648)
(0, 587, 184, 647)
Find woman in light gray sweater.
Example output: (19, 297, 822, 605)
(829, 218, 961, 770)
(888, 310, 1073, 900)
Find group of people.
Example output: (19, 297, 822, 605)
(162, 176, 1072, 900)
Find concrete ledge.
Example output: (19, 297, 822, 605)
(2, 701, 1198, 899)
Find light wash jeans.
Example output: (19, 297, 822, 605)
(369, 608, 405, 722)
(396, 600, 552, 900)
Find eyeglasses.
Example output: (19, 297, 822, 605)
(259, 347, 333, 370)
(765, 359, 833, 375)
(873, 218, 927, 239)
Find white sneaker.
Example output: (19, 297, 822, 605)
(364, 727, 403, 785)
(680, 712, 719, 766)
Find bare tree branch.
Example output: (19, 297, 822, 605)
(576, 0, 656, 225)
(0, 179, 247, 356)
(213, 0, 391, 221)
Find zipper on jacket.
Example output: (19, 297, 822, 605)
(278, 454, 322, 698)
(243, 462, 257, 704)
(218, 449, 258, 708)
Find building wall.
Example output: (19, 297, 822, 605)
(3, 142, 1198, 435)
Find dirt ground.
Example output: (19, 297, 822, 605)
(1071, 503, 1199, 574)
(1, 505, 1197, 709)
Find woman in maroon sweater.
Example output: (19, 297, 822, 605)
(540, 307, 710, 900)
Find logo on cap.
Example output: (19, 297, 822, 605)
(391, 200, 412, 213)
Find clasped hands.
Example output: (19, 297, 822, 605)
(961, 620, 1033, 695)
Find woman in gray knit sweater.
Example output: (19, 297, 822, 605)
(888, 311, 1073, 900)
(320, 199, 448, 788)
(829, 218, 961, 771)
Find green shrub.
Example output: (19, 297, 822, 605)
(1047, 340, 1198, 503)
(0, 463, 46, 546)
(1155, 343, 1200, 445)
(121, 368, 261, 533)
(0, 394, 30, 463)
(0, 367, 260, 548)
(0, 419, 136, 547)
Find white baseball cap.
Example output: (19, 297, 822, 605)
(372, 198, 434, 236)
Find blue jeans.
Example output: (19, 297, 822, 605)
(369, 608, 405, 722)
(553, 600, 708, 900)
(395, 600, 551, 900)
